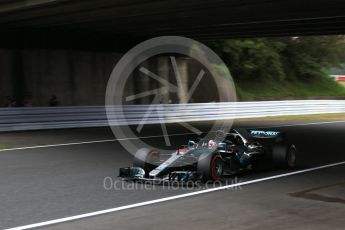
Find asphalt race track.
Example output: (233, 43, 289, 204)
(0, 120, 344, 229)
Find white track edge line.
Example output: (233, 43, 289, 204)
(1, 120, 345, 152)
(5, 161, 345, 230)
(0, 132, 198, 152)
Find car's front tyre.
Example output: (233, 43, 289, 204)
(197, 153, 223, 182)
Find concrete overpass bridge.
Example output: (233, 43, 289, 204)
(1, 0, 345, 106)
(0, 0, 345, 42)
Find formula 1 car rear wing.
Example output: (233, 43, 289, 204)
(235, 128, 286, 144)
(248, 130, 281, 138)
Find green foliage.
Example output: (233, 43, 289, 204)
(210, 39, 286, 81)
(209, 36, 345, 82)
(279, 36, 345, 80)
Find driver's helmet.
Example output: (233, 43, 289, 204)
(188, 140, 197, 149)
(208, 140, 217, 149)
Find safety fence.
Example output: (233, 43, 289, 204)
(0, 100, 344, 132)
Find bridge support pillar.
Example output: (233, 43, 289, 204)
(157, 56, 170, 104)
(176, 57, 189, 104)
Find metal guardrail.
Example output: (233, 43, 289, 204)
(0, 100, 344, 132)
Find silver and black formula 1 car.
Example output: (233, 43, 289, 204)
(119, 129, 297, 182)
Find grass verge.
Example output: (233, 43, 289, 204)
(237, 113, 345, 122)
(0, 144, 9, 149)
(236, 77, 345, 100)
(338, 81, 345, 88)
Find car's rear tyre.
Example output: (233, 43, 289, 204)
(272, 144, 297, 169)
(197, 153, 223, 181)
(133, 148, 159, 177)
